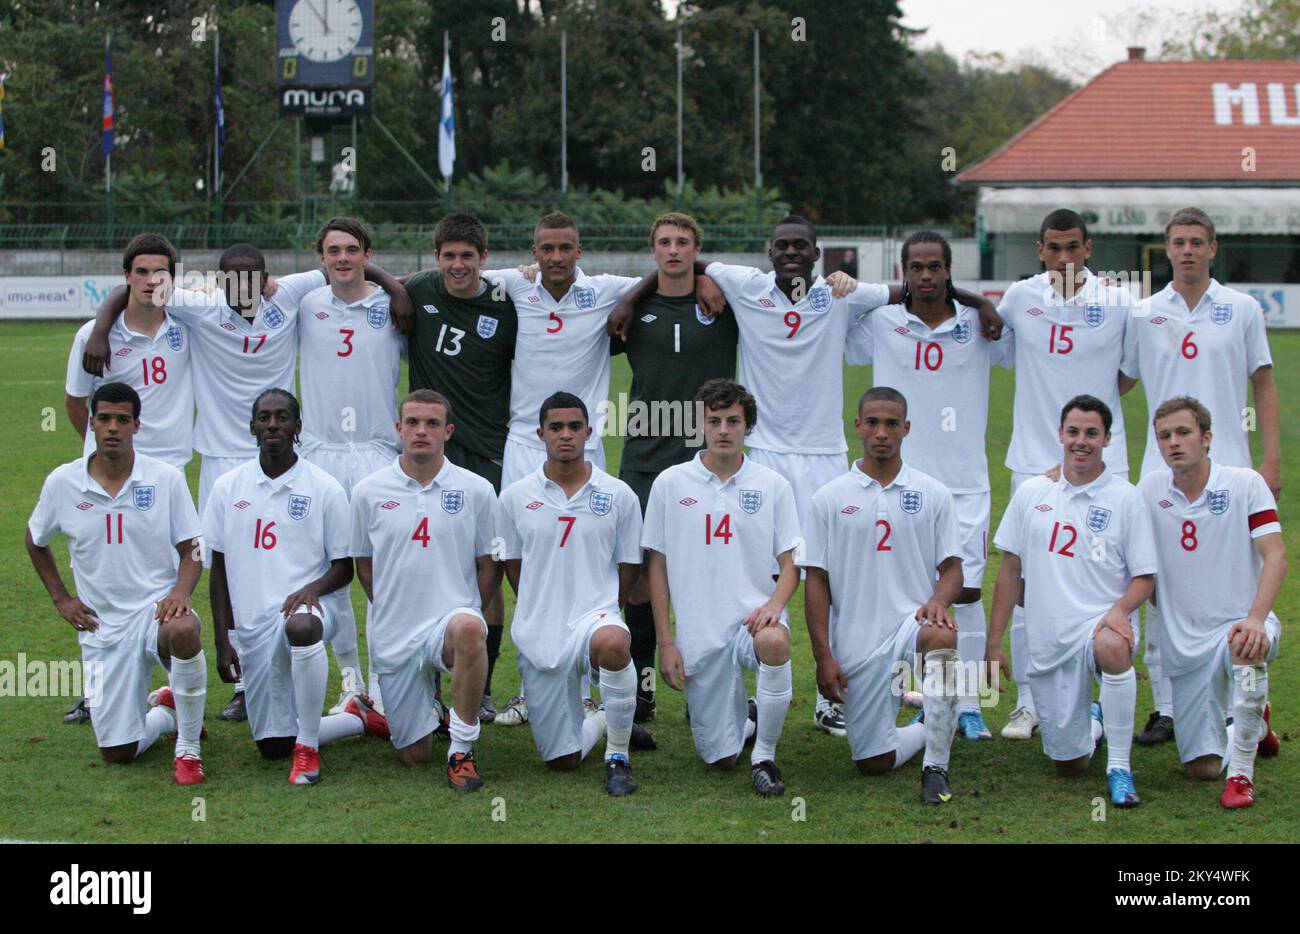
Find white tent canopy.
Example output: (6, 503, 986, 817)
(978, 186, 1300, 236)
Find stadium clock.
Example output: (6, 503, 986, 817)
(277, 0, 374, 116)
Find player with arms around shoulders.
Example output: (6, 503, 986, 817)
(26, 383, 208, 784)
(1138, 396, 1283, 807)
(989, 395, 1157, 807)
(644, 379, 798, 796)
(204, 389, 389, 785)
(351, 390, 496, 792)
(801, 387, 965, 804)
(496, 392, 653, 795)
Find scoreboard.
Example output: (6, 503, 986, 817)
(277, 0, 375, 117)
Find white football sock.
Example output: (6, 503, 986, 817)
(1011, 607, 1034, 713)
(136, 705, 174, 758)
(955, 601, 986, 715)
(169, 652, 207, 758)
(892, 722, 926, 770)
(1091, 715, 1104, 746)
(317, 711, 364, 745)
(1144, 608, 1174, 718)
(752, 660, 792, 764)
(744, 715, 756, 741)
(922, 648, 959, 770)
(229, 629, 245, 694)
(291, 642, 328, 749)
(581, 707, 606, 760)
(448, 707, 480, 759)
(1101, 669, 1137, 771)
(1229, 665, 1267, 780)
(600, 661, 636, 761)
(815, 689, 832, 714)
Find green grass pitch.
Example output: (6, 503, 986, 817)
(0, 320, 1295, 843)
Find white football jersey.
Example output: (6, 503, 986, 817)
(163, 270, 325, 457)
(487, 267, 640, 453)
(641, 453, 801, 669)
(66, 313, 195, 469)
(201, 455, 350, 643)
(497, 464, 642, 670)
(997, 271, 1136, 475)
(993, 471, 1157, 675)
(295, 284, 403, 449)
(1139, 462, 1281, 676)
(847, 301, 1013, 493)
(351, 457, 495, 673)
(706, 264, 890, 455)
(1127, 281, 1273, 476)
(28, 454, 200, 648)
(799, 462, 961, 673)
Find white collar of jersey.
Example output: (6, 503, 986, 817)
(392, 454, 454, 490)
(329, 284, 386, 310)
(537, 460, 605, 494)
(849, 459, 912, 490)
(1056, 468, 1114, 499)
(687, 449, 752, 487)
(79, 452, 148, 498)
(534, 266, 592, 303)
(115, 309, 177, 342)
(1157, 278, 1223, 315)
(254, 454, 306, 491)
(1040, 268, 1097, 307)
(902, 300, 966, 334)
(1164, 458, 1221, 506)
(762, 271, 828, 305)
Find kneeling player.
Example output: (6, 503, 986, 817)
(498, 392, 652, 795)
(352, 390, 495, 792)
(989, 395, 1156, 807)
(27, 383, 208, 784)
(204, 389, 389, 785)
(1139, 396, 1284, 807)
(802, 388, 964, 804)
(644, 379, 799, 796)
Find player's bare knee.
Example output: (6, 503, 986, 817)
(257, 737, 295, 759)
(398, 740, 434, 766)
(917, 624, 957, 653)
(957, 587, 982, 605)
(284, 613, 322, 646)
(452, 615, 486, 651)
(591, 627, 631, 670)
(1185, 757, 1221, 781)
(1093, 634, 1131, 674)
(161, 613, 202, 658)
(100, 744, 136, 765)
(856, 752, 895, 776)
(1054, 757, 1089, 778)
(706, 754, 739, 771)
(753, 626, 790, 665)
(545, 752, 582, 771)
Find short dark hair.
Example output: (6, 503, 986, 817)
(772, 214, 817, 244)
(90, 382, 141, 420)
(1165, 207, 1216, 242)
(218, 243, 266, 272)
(1060, 394, 1112, 433)
(534, 211, 579, 242)
(900, 231, 957, 304)
(433, 213, 488, 255)
(649, 212, 702, 249)
(252, 387, 301, 424)
(858, 386, 908, 418)
(315, 216, 372, 254)
(1153, 395, 1211, 434)
(399, 388, 453, 422)
(695, 378, 757, 432)
(1039, 209, 1089, 242)
(122, 233, 177, 278)
(539, 391, 587, 427)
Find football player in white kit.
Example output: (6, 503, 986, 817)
(204, 389, 389, 785)
(351, 390, 495, 792)
(1126, 207, 1282, 748)
(27, 383, 208, 784)
(1137, 396, 1283, 807)
(644, 379, 800, 796)
(989, 395, 1157, 808)
(802, 387, 965, 805)
(497, 392, 652, 795)
(846, 231, 1013, 741)
(994, 209, 1138, 742)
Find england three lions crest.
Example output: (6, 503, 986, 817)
(262, 303, 285, 329)
(288, 494, 312, 521)
(740, 489, 762, 514)
(1086, 505, 1111, 532)
(1084, 305, 1105, 328)
(441, 490, 465, 515)
(952, 320, 972, 344)
(477, 315, 499, 339)
(809, 287, 831, 313)
(166, 326, 184, 351)
(1212, 303, 1233, 325)
(133, 485, 155, 511)
(589, 491, 613, 516)
(574, 287, 596, 310)
(367, 305, 388, 329)
(900, 490, 922, 514)
(1208, 489, 1230, 515)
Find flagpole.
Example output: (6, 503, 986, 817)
(753, 28, 762, 228)
(214, 27, 223, 232)
(560, 30, 567, 209)
(443, 30, 451, 211)
(105, 31, 112, 243)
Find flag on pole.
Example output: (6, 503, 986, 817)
(214, 34, 226, 157)
(101, 39, 115, 157)
(0, 74, 7, 151)
(438, 44, 455, 180)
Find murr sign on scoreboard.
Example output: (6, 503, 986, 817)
(276, 0, 375, 117)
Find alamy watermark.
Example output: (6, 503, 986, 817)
(0, 654, 102, 703)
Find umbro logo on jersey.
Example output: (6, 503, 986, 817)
(76, 501, 93, 511)
(1158, 499, 1174, 509)
(641, 314, 658, 323)
(841, 505, 860, 515)
(1027, 307, 1044, 317)
(234, 500, 251, 509)
(759, 298, 776, 308)
(894, 326, 910, 336)
(315, 311, 330, 320)
(380, 501, 401, 510)
(423, 304, 439, 315)
(678, 497, 698, 506)
(1149, 316, 1168, 325)
(1035, 503, 1053, 512)
(527, 296, 540, 304)
(221, 322, 237, 331)
(115, 347, 132, 357)
(526, 501, 544, 510)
